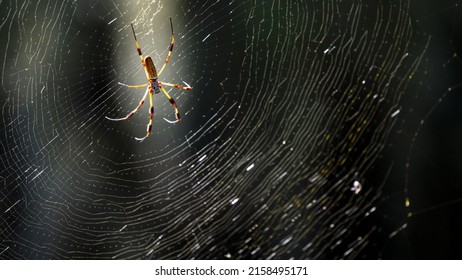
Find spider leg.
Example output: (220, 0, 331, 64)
(157, 18, 175, 77)
(135, 87, 154, 141)
(106, 88, 149, 121)
(159, 81, 192, 91)
(160, 86, 181, 124)
(118, 82, 149, 88)
(131, 23, 146, 66)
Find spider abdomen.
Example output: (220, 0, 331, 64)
(144, 56, 158, 79)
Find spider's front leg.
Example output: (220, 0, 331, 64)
(157, 17, 175, 77)
(160, 86, 181, 124)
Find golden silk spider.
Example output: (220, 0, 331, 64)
(106, 18, 192, 141)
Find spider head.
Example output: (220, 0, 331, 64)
(144, 56, 158, 79)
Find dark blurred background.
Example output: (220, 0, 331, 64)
(0, 0, 462, 259)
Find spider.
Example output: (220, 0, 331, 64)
(106, 18, 192, 141)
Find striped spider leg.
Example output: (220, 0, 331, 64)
(105, 18, 192, 141)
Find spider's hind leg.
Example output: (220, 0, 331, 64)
(135, 88, 155, 141)
(106, 87, 149, 121)
(160, 86, 181, 124)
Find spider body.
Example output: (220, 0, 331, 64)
(144, 56, 160, 93)
(106, 18, 192, 141)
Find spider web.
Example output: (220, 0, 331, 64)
(1, 0, 462, 259)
